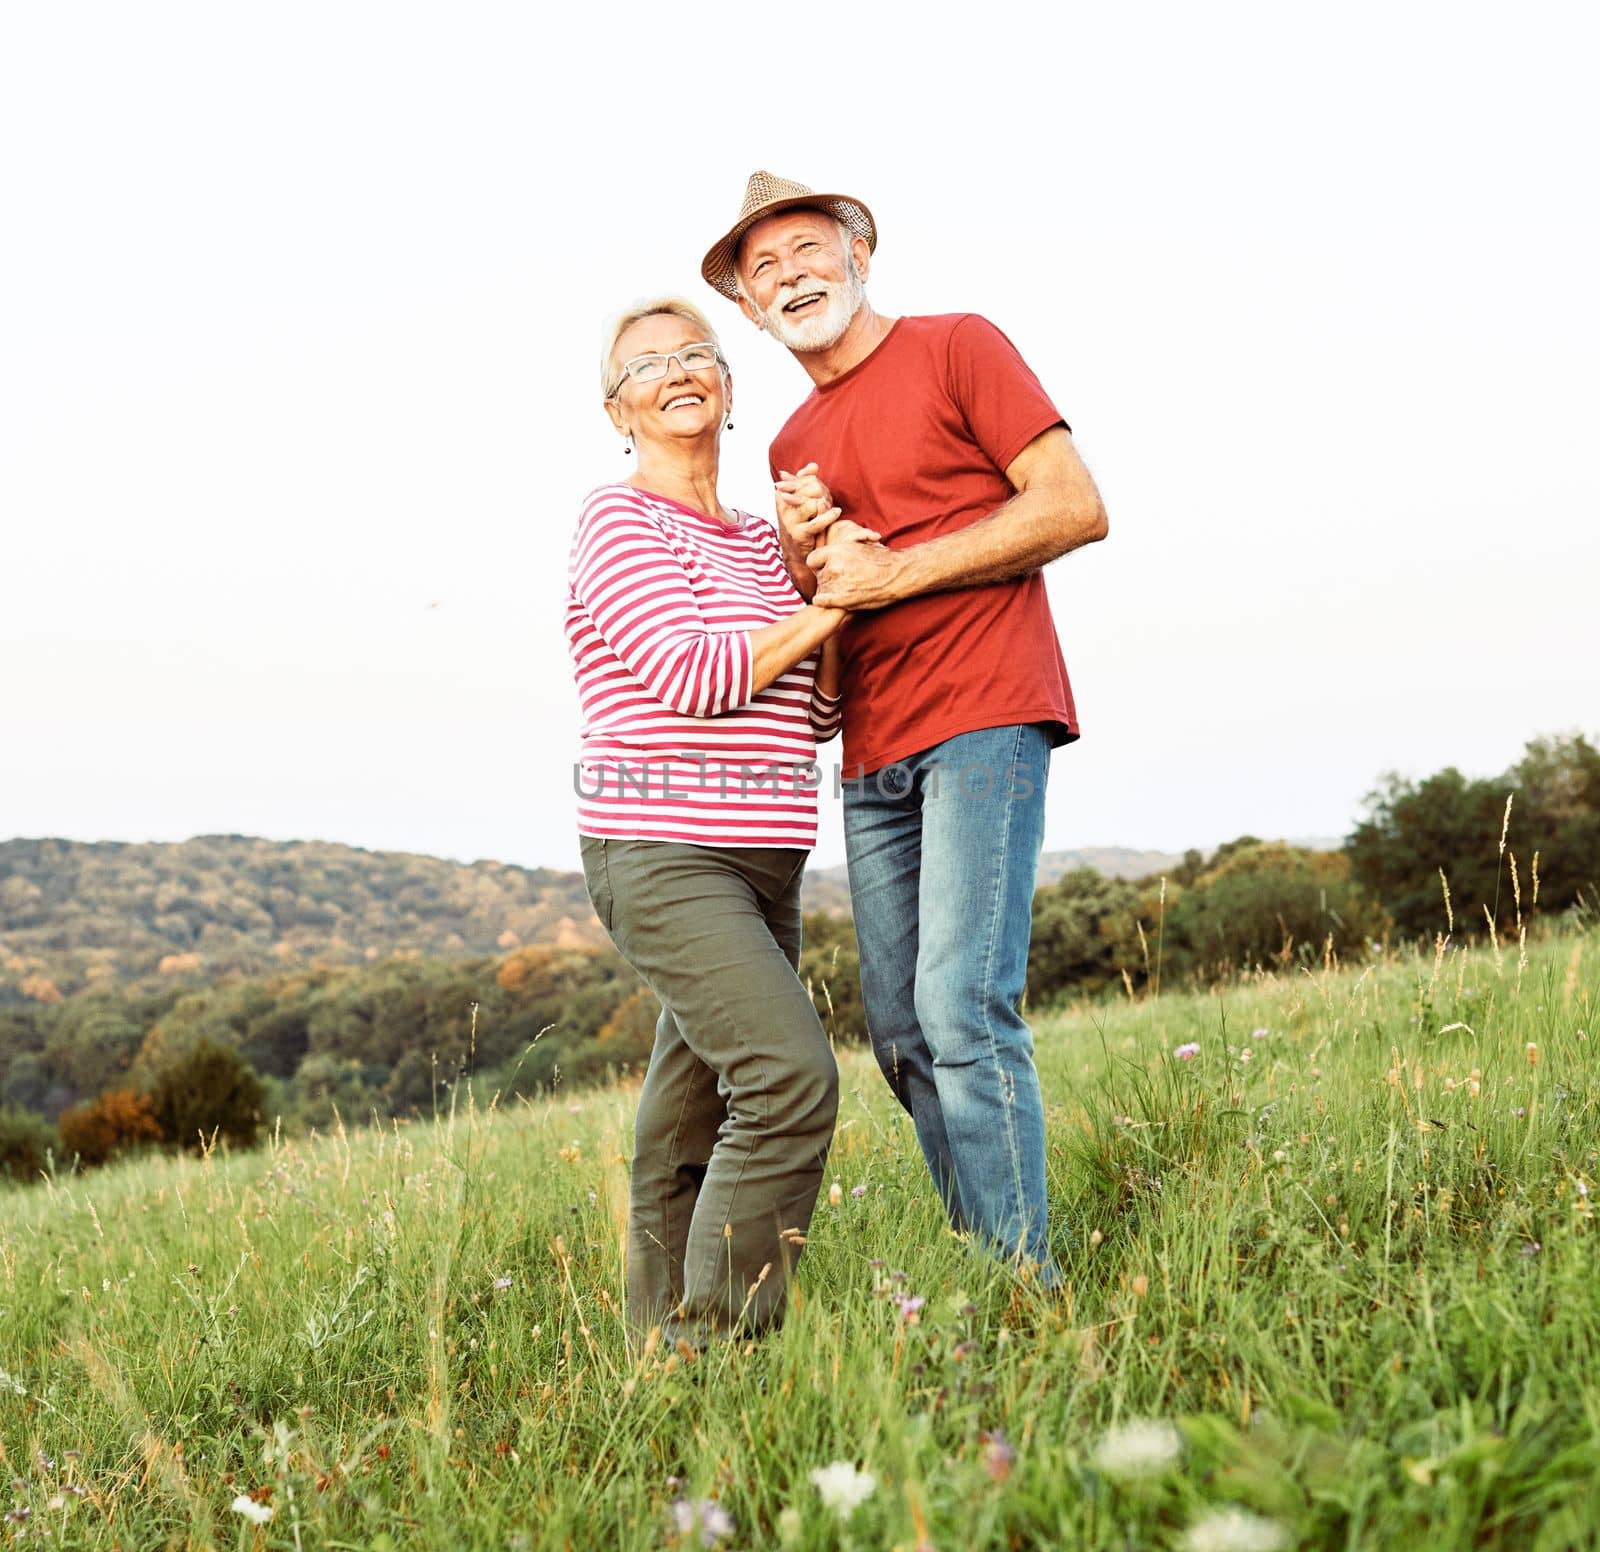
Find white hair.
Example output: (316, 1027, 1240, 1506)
(600, 296, 724, 398)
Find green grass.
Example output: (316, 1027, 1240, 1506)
(2, 930, 1597, 1550)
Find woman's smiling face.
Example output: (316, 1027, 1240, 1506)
(605, 313, 729, 454)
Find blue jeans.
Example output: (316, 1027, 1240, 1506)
(843, 723, 1059, 1282)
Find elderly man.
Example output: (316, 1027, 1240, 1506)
(701, 172, 1108, 1285)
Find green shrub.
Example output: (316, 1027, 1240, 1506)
(149, 1038, 266, 1151)
(0, 1106, 56, 1182)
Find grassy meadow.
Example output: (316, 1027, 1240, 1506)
(2, 928, 1597, 1550)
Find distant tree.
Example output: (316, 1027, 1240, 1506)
(382, 1049, 438, 1116)
(595, 989, 660, 1056)
(0, 1106, 56, 1182)
(289, 1052, 382, 1131)
(798, 914, 865, 1042)
(1346, 769, 1507, 938)
(1508, 734, 1600, 917)
(57, 1090, 163, 1166)
(1346, 735, 1600, 938)
(0, 1051, 51, 1113)
(239, 1005, 311, 1079)
(1028, 868, 1142, 1003)
(562, 991, 657, 1086)
(45, 999, 146, 1096)
(1169, 843, 1388, 979)
(150, 1038, 265, 1152)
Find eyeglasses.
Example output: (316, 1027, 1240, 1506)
(608, 342, 722, 397)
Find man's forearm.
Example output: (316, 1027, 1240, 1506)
(783, 541, 819, 599)
(808, 428, 1108, 612)
(890, 485, 1106, 599)
(818, 485, 1106, 610)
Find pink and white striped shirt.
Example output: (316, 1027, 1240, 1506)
(567, 483, 842, 848)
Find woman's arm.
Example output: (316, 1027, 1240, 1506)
(808, 632, 844, 743)
(572, 491, 846, 717)
(750, 605, 846, 695)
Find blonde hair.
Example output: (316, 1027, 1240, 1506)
(601, 296, 725, 398)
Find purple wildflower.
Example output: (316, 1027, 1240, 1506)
(669, 1498, 733, 1547)
(893, 1294, 926, 1319)
(851, 1184, 868, 1199)
(1174, 1042, 1200, 1062)
(981, 1428, 1016, 1483)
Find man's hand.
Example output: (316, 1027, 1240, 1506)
(774, 462, 878, 598)
(809, 520, 899, 610)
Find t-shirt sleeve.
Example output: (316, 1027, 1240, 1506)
(569, 491, 754, 717)
(946, 315, 1069, 476)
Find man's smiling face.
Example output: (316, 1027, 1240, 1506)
(735, 210, 868, 352)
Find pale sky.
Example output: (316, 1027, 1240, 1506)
(3, 2, 1596, 873)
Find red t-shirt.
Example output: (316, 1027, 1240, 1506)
(768, 313, 1079, 775)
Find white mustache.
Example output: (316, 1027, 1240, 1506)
(774, 281, 832, 310)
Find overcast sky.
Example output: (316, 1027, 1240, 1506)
(3, 2, 1596, 873)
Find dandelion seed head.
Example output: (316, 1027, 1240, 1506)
(230, 1495, 274, 1526)
(1182, 1506, 1289, 1552)
(809, 1460, 876, 1518)
(1091, 1418, 1183, 1478)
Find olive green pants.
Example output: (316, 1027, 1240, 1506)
(580, 838, 838, 1345)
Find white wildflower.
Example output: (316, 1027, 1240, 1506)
(230, 1495, 274, 1525)
(1091, 1418, 1184, 1477)
(1183, 1506, 1289, 1552)
(809, 1460, 876, 1518)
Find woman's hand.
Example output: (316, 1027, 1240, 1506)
(775, 464, 877, 598)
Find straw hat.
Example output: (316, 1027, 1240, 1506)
(700, 171, 876, 301)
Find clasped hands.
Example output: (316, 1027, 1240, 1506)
(773, 464, 901, 612)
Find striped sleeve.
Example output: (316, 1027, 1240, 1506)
(809, 686, 843, 743)
(571, 493, 754, 718)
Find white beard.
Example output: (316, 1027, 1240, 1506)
(760, 265, 866, 351)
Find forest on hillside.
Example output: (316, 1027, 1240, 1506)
(0, 834, 606, 999)
(2, 734, 1595, 1183)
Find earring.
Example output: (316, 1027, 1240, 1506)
(623, 433, 633, 455)
(725, 416, 734, 431)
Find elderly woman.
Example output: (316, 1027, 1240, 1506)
(567, 295, 858, 1346)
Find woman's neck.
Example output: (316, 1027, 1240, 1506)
(629, 445, 726, 523)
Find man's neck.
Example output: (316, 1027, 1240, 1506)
(793, 304, 898, 388)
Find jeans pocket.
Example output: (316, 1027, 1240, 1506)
(581, 838, 616, 934)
